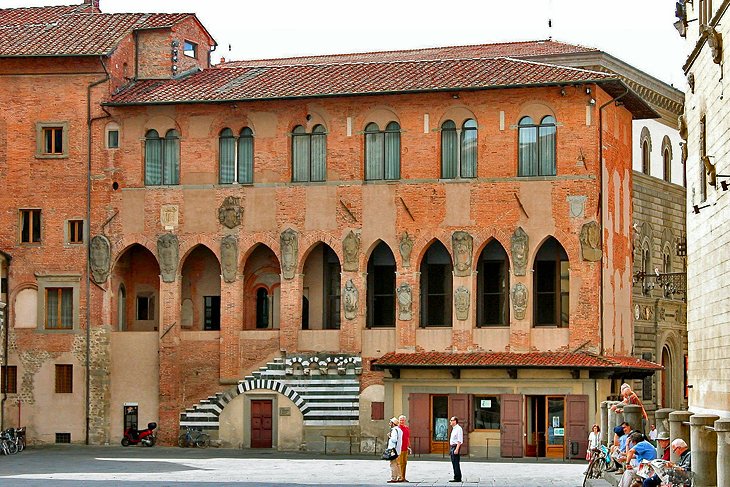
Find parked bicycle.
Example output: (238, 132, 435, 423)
(583, 444, 611, 486)
(178, 426, 210, 448)
(0, 428, 23, 455)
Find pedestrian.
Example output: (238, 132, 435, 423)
(386, 417, 403, 483)
(398, 415, 410, 482)
(587, 424, 601, 460)
(448, 416, 463, 483)
(648, 424, 657, 443)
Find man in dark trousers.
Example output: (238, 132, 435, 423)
(449, 416, 463, 482)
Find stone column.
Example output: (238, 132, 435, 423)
(715, 419, 730, 487)
(607, 401, 623, 432)
(669, 411, 693, 462)
(600, 401, 609, 444)
(623, 405, 643, 435)
(654, 408, 674, 437)
(690, 414, 719, 487)
(158, 277, 182, 445)
(219, 275, 243, 381)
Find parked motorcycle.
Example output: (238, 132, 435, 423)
(121, 422, 157, 447)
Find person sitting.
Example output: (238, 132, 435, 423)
(619, 432, 656, 487)
(642, 438, 691, 487)
(608, 422, 633, 472)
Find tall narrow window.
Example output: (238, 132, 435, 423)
(203, 296, 221, 331)
(366, 242, 396, 328)
(118, 284, 127, 331)
(238, 127, 254, 183)
(642, 242, 651, 296)
(145, 129, 180, 185)
(292, 124, 327, 182)
(219, 128, 235, 184)
(20, 209, 41, 243)
(365, 122, 400, 180)
(518, 116, 556, 176)
(533, 237, 569, 327)
(43, 126, 64, 155)
(46, 287, 73, 329)
(441, 119, 478, 179)
(661, 136, 672, 183)
(219, 127, 254, 184)
(256, 288, 269, 328)
(419, 241, 453, 327)
(136, 294, 155, 321)
(55, 364, 73, 393)
(1, 365, 17, 394)
(642, 141, 651, 175)
(323, 246, 341, 329)
(68, 220, 84, 244)
(477, 240, 509, 327)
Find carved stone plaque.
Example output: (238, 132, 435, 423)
(280, 228, 298, 280)
(157, 233, 179, 283)
(567, 196, 587, 219)
(90, 235, 111, 284)
(221, 235, 238, 283)
(452, 231, 473, 277)
(218, 196, 242, 229)
(396, 283, 413, 321)
(342, 230, 360, 272)
(511, 227, 529, 276)
(160, 204, 179, 229)
(580, 221, 602, 262)
(343, 279, 358, 320)
(511, 283, 528, 320)
(399, 232, 414, 267)
(454, 286, 470, 321)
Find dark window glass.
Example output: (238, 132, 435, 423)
(107, 129, 119, 149)
(20, 209, 41, 243)
(367, 242, 396, 328)
(68, 220, 84, 244)
(43, 127, 63, 154)
(136, 295, 155, 321)
(256, 288, 269, 329)
(533, 237, 569, 327)
(420, 241, 453, 327)
(473, 396, 501, 429)
(323, 246, 341, 329)
(204, 296, 221, 331)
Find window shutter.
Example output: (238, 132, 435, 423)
(385, 122, 401, 180)
(310, 128, 327, 182)
(461, 120, 477, 178)
(292, 130, 309, 182)
(441, 122, 457, 178)
(163, 130, 180, 185)
(409, 393, 430, 454)
(365, 129, 383, 180)
(144, 131, 162, 185)
(238, 128, 254, 183)
(219, 129, 235, 183)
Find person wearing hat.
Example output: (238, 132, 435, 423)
(656, 431, 671, 461)
(642, 437, 691, 487)
(386, 417, 403, 483)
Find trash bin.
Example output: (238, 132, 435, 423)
(570, 441, 580, 457)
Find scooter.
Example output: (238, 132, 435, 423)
(121, 422, 157, 447)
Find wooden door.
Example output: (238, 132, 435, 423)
(250, 399, 272, 448)
(565, 394, 589, 459)
(448, 394, 470, 455)
(409, 393, 430, 454)
(500, 394, 523, 457)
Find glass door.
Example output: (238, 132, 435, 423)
(546, 395, 565, 458)
(430, 395, 449, 454)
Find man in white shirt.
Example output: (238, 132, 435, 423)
(449, 416, 463, 482)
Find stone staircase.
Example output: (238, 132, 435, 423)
(180, 354, 362, 431)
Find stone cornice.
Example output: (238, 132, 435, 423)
(683, 0, 730, 73)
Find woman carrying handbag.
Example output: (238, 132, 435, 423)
(384, 417, 403, 483)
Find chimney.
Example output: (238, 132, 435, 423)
(83, 0, 101, 11)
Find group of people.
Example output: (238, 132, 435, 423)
(386, 415, 464, 483)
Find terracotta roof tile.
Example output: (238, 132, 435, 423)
(372, 352, 662, 371)
(0, 4, 94, 27)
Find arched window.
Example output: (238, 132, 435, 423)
(219, 127, 254, 184)
(366, 242, 396, 328)
(144, 129, 180, 185)
(256, 288, 269, 328)
(365, 122, 400, 180)
(641, 241, 651, 296)
(441, 119, 477, 179)
(642, 140, 651, 175)
(533, 237, 569, 327)
(663, 147, 671, 182)
(477, 240, 509, 327)
(518, 116, 556, 177)
(419, 241, 453, 327)
(301, 244, 340, 329)
(292, 124, 327, 182)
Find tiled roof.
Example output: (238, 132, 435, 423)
(0, 4, 95, 27)
(0, 9, 193, 57)
(222, 39, 598, 68)
(372, 352, 662, 371)
(107, 57, 612, 104)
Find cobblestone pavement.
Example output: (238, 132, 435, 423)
(0, 446, 587, 486)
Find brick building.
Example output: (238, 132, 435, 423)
(2, 1, 665, 457)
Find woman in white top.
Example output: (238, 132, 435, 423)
(587, 424, 602, 459)
(386, 417, 403, 483)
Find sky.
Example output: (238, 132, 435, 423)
(2, 0, 687, 89)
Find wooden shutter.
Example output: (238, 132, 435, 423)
(500, 394, 523, 457)
(565, 394, 589, 459)
(449, 394, 470, 455)
(408, 393, 430, 454)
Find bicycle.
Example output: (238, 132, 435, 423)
(583, 444, 611, 487)
(178, 426, 210, 448)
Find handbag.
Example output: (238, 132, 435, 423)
(382, 447, 398, 460)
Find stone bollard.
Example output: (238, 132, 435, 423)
(623, 404, 644, 435)
(654, 408, 674, 437)
(690, 414, 719, 487)
(669, 410, 693, 462)
(607, 401, 622, 431)
(600, 401, 609, 445)
(715, 418, 730, 487)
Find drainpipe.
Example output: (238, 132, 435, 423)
(0, 253, 10, 430)
(597, 84, 630, 358)
(85, 57, 110, 445)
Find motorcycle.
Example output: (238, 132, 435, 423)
(121, 422, 157, 447)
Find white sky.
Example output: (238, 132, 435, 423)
(2, 0, 687, 89)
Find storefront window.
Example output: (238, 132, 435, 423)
(473, 396, 501, 429)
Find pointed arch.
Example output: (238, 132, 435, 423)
(477, 238, 510, 327)
(532, 236, 569, 328)
(180, 245, 221, 331)
(366, 240, 397, 328)
(419, 239, 453, 328)
(301, 241, 341, 330)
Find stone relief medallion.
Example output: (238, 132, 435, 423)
(511, 227, 529, 276)
(342, 230, 360, 272)
(160, 204, 179, 229)
(280, 228, 298, 280)
(454, 286, 470, 321)
(579, 221, 602, 262)
(567, 195, 587, 219)
(221, 235, 238, 283)
(399, 232, 414, 267)
(396, 283, 413, 321)
(452, 231, 473, 277)
(218, 196, 243, 229)
(89, 235, 111, 284)
(343, 279, 358, 320)
(511, 283, 528, 320)
(157, 233, 179, 283)
(634, 304, 641, 320)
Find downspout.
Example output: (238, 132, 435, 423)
(1, 253, 11, 430)
(597, 84, 630, 358)
(85, 57, 110, 445)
